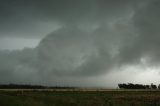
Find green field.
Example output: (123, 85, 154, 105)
(0, 90, 160, 106)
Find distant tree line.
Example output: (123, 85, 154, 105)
(118, 83, 160, 89)
(0, 84, 76, 89)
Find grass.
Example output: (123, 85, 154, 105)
(0, 90, 160, 106)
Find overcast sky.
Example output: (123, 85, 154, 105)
(0, 0, 160, 88)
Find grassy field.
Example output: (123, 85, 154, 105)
(0, 89, 160, 106)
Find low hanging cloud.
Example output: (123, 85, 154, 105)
(0, 0, 160, 87)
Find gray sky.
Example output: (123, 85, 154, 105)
(0, 0, 160, 88)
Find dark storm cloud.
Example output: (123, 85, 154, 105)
(119, 0, 160, 66)
(0, 0, 160, 87)
(0, 0, 136, 38)
(37, 26, 113, 76)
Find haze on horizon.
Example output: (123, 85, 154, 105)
(0, 0, 160, 88)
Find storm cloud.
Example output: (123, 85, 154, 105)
(0, 0, 160, 87)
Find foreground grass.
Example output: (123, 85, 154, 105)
(0, 90, 160, 106)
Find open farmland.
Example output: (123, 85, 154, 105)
(0, 89, 160, 106)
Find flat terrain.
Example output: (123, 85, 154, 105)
(0, 89, 160, 106)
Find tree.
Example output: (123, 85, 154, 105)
(158, 84, 160, 89)
(145, 85, 150, 89)
(151, 83, 157, 89)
